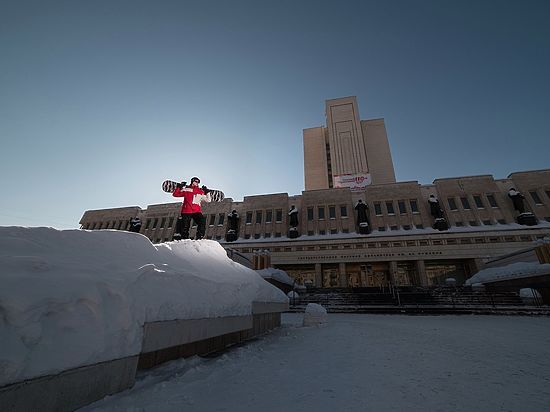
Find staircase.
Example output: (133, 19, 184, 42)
(288, 286, 549, 315)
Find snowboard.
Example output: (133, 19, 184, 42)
(162, 180, 225, 202)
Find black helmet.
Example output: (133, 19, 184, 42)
(190, 177, 200, 184)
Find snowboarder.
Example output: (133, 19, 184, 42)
(172, 177, 211, 240)
(129, 217, 142, 233)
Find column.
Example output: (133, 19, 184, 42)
(389, 261, 398, 285)
(415, 260, 428, 286)
(315, 263, 322, 288)
(339, 263, 347, 287)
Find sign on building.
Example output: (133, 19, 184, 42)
(333, 173, 372, 191)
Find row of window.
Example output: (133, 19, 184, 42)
(373, 199, 419, 216)
(233, 234, 538, 253)
(85, 220, 130, 230)
(306, 205, 348, 221)
(447, 194, 499, 211)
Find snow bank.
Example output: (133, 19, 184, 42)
(256, 268, 295, 286)
(0, 227, 287, 387)
(465, 261, 550, 285)
(303, 303, 328, 326)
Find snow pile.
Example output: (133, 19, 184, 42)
(287, 291, 300, 299)
(0, 227, 287, 387)
(465, 262, 550, 285)
(256, 268, 295, 286)
(519, 288, 542, 305)
(519, 288, 542, 298)
(303, 303, 328, 326)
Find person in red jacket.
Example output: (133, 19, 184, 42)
(172, 177, 211, 240)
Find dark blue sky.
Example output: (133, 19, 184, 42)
(1, 0, 549, 228)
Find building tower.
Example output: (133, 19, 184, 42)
(304, 96, 396, 191)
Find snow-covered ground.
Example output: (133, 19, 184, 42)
(466, 261, 550, 285)
(83, 313, 550, 412)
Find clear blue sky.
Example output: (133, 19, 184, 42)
(1, 0, 549, 229)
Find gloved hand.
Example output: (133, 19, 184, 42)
(176, 181, 187, 189)
(201, 185, 210, 194)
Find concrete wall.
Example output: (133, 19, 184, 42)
(304, 126, 330, 191)
(0, 301, 288, 412)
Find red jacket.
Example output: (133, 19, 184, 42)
(173, 185, 211, 214)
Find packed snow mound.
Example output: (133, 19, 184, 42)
(257, 268, 295, 286)
(303, 303, 328, 326)
(0, 227, 287, 387)
(465, 262, 550, 285)
(519, 288, 542, 298)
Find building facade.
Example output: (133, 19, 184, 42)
(304, 96, 396, 190)
(80, 97, 550, 289)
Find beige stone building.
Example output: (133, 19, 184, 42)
(80, 97, 550, 289)
(304, 96, 396, 190)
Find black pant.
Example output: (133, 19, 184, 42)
(175, 213, 206, 239)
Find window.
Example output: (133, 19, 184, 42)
(168, 217, 174, 228)
(378, 226, 386, 231)
(275, 209, 282, 222)
(244, 234, 251, 239)
(473, 195, 484, 209)
(415, 224, 424, 229)
(330, 229, 337, 234)
(329, 206, 336, 219)
(469, 220, 479, 226)
(160, 218, 166, 229)
(209, 215, 216, 226)
(386, 202, 395, 215)
(153, 218, 158, 229)
(455, 221, 464, 227)
(307, 207, 314, 221)
(254, 234, 261, 239)
(390, 225, 398, 231)
(530, 191, 543, 205)
(398, 201, 407, 214)
(307, 230, 314, 236)
(246, 212, 252, 224)
(448, 198, 458, 211)
(403, 225, 411, 230)
(264, 233, 271, 238)
(255, 211, 262, 224)
(487, 194, 498, 208)
(265, 210, 272, 223)
(275, 232, 281, 238)
(342, 228, 349, 233)
(318, 206, 325, 220)
(497, 219, 507, 224)
(460, 197, 471, 210)
(374, 203, 382, 216)
(218, 214, 225, 225)
(340, 205, 348, 217)
(410, 200, 419, 213)
(319, 230, 326, 235)
(482, 220, 492, 225)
